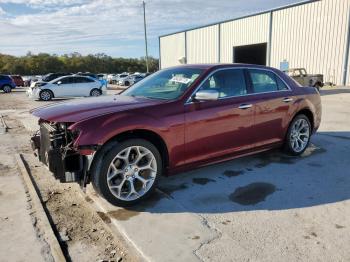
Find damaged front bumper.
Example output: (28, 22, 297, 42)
(30, 122, 90, 185)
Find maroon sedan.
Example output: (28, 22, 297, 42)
(30, 64, 321, 206)
(11, 75, 24, 87)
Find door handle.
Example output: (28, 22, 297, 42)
(282, 97, 293, 103)
(238, 104, 253, 110)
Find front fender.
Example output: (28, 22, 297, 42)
(69, 111, 167, 148)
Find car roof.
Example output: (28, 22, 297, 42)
(168, 63, 279, 71)
(49, 75, 96, 83)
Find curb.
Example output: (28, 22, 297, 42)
(77, 189, 145, 262)
(15, 154, 66, 262)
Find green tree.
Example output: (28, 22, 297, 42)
(0, 52, 159, 75)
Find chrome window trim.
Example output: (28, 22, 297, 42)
(185, 67, 292, 105)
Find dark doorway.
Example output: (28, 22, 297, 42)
(233, 43, 267, 65)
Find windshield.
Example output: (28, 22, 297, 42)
(42, 74, 52, 81)
(122, 67, 204, 100)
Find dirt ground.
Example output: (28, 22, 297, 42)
(0, 88, 137, 262)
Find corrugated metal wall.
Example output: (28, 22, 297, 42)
(159, 0, 350, 85)
(186, 25, 219, 64)
(159, 32, 186, 68)
(220, 13, 270, 63)
(271, 0, 350, 85)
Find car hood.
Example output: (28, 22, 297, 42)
(31, 95, 161, 123)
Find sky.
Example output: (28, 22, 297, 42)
(0, 0, 304, 58)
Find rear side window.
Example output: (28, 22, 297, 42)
(85, 77, 95, 83)
(59, 77, 75, 84)
(275, 76, 289, 90)
(199, 69, 247, 98)
(75, 77, 94, 83)
(248, 69, 288, 93)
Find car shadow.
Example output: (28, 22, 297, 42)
(320, 87, 350, 96)
(119, 131, 350, 217)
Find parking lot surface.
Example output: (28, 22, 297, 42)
(0, 87, 349, 261)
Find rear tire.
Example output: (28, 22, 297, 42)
(39, 90, 53, 101)
(284, 114, 311, 156)
(90, 88, 102, 97)
(91, 139, 162, 207)
(125, 81, 130, 86)
(2, 85, 12, 93)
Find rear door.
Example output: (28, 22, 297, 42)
(73, 76, 96, 96)
(246, 69, 293, 147)
(184, 68, 256, 164)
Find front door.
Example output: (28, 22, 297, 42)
(184, 68, 256, 164)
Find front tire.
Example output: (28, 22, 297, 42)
(39, 90, 53, 101)
(284, 114, 311, 156)
(2, 85, 12, 93)
(91, 139, 162, 207)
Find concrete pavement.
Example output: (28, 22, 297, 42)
(82, 87, 350, 261)
(10, 86, 350, 262)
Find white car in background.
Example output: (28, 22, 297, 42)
(118, 74, 144, 86)
(27, 75, 106, 101)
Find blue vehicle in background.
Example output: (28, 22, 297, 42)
(0, 74, 16, 93)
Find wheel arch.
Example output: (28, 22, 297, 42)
(91, 129, 169, 176)
(39, 89, 55, 98)
(293, 108, 314, 131)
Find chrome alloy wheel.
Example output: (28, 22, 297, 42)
(40, 91, 51, 101)
(107, 146, 157, 201)
(290, 118, 310, 153)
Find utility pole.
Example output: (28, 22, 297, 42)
(142, 1, 149, 73)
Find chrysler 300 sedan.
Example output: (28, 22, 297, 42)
(30, 64, 321, 206)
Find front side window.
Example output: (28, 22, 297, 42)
(198, 69, 247, 98)
(248, 69, 283, 93)
(123, 67, 203, 100)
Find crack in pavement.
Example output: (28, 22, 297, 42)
(193, 214, 222, 261)
(157, 188, 222, 261)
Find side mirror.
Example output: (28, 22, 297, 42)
(193, 90, 219, 102)
(57, 81, 62, 85)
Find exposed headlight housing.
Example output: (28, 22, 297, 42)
(59, 123, 66, 130)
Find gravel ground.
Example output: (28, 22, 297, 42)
(0, 88, 138, 262)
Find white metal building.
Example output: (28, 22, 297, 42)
(159, 0, 350, 85)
